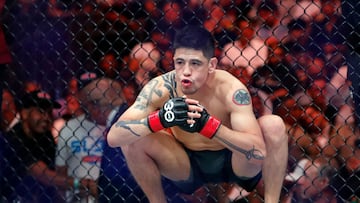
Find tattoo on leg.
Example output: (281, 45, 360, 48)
(216, 136, 264, 160)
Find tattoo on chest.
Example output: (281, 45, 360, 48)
(115, 120, 146, 137)
(216, 136, 264, 160)
(232, 89, 250, 105)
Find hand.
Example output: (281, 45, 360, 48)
(78, 178, 98, 198)
(148, 97, 189, 132)
(180, 105, 221, 139)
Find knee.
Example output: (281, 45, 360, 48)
(121, 143, 139, 159)
(121, 138, 149, 159)
(120, 134, 166, 159)
(258, 115, 287, 146)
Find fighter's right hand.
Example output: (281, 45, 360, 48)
(147, 97, 189, 132)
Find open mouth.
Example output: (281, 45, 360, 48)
(181, 79, 192, 87)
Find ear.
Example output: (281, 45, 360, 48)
(208, 57, 218, 73)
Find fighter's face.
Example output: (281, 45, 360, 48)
(173, 48, 212, 95)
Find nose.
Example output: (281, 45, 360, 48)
(41, 110, 52, 121)
(182, 62, 191, 76)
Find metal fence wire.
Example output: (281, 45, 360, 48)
(0, 0, 360, 202)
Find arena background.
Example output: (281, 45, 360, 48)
(1, 0, 359, 202)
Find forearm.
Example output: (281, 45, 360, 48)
(29, 162, 74, 189)
(107, 117, 152, 147)
(213, 125, 266, 164)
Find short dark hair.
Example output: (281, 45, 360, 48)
(173, 25, 215, 59)
(21, 90, 61, 109)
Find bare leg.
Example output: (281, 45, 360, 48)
(121, 133, 191, 203)
(122, 144, 167, 203)
(258, 115, 288, 203)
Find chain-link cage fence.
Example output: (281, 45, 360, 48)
(0, 0, 359, 202)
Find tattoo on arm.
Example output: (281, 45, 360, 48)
(232, 89, 250, 105)
(134, 79, 162, 110)
(115, 120, 148, 137)
(215, 136, 265, 160)
(162, 72, 178, 98)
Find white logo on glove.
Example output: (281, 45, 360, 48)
(164, 100, 175, 122)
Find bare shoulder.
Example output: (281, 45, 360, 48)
(213, 70, 252, 107)
(133, 71, 176, 110)
(214, 70, 247, 90)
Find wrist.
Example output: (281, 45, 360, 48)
(199, 116, 221, 139)
(148, 111, 164, 132)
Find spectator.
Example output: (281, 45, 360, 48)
(55, 72, 110, 202)
(121, 42, 161, 105)
(291, 105, 332, 161)
(282, 157, 339, 203)
(0, 0, 12, 121)
(46, 0, 83, 84)
(342, 0, 360, 130)
(52, 76, 80, 119)
(203, 3, 237, 53)
(97, 77, 148, 203)
(98, 51, 122, 80)
(220, 18, 269, 84)
(281, 18, 311, 59)
(52, 72, 147, 203)
(253, 1, 288, 42)
(324, 65, 354, 126)
(327, 107, 360, 201)
(251, 40, 298, 115)
(23, 80, 42, 94)
(1, 89, 19, 132)
(159, 49, 174, 73)
(130, 42, 161, 87)
(51, 76, 84, 144)
(273, 98, 333, 165)
(308, 0, 347, 60)
(286, 52, 328, 111)
(76, 0, 147, 63)
(148, 0, 186, 52)
(52, 87, 83, 143)
(1, 90, 96, 202)
(280, 0, 322, 25)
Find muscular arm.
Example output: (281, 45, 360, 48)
(107, 76, 171, 147)
(29, 161, 73, 190)
(30, 162, 98, 197)
(213, 88, 266, 164)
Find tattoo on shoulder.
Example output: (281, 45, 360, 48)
(216, 136, 264, 160)
(162, 72, 178, 98)
(134, 79, 163, 110)
(115, 120, 147, 137)
(232, 89, 250, 105)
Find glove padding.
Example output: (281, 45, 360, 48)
(180, 107, 221, 139)
(148, 97, 189, 132)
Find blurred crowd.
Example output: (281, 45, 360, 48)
(0, 0, 359, 202)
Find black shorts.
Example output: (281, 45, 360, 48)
(172, 148, 262, 194)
